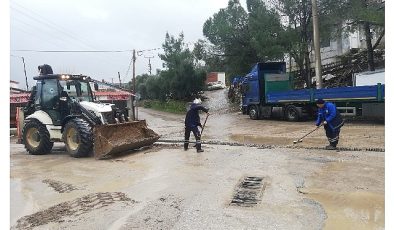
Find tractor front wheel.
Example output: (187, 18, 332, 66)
(63, 118, 93, 158)
(22, 119, 53, 155)
(249, 105, 260, 120)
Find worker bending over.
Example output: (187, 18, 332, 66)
(315, 99, 344, 150)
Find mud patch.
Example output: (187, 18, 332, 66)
(303, 157, 335, 164)
(120, 194, 183, 230)
(42, 179, 78, 193)
(13, 192, 134, 230)
(230, 134, 292, 146)
(230, 176, 266, 207)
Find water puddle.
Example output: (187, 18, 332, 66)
(303, 160, 384, 229)
(305, 189, 384, 229)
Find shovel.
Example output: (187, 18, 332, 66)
(192, 113, 210, 147)
(200, 113, 210, 136)
(293, 124, 322, 144)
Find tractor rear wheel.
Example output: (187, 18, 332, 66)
(63, 118, 93, 158)
(22, 119, 53, 155)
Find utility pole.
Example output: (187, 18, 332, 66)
(21, 57, 28, 91)
(144, 56, 154, 75)
(118, 72, 122, 88)
(131, 49, 136, 120)
(311, 0, 323, 89)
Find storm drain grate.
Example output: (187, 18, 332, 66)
(230, 176, 265, 207)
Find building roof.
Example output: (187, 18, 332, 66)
(10, 90, 135, 104)
(94, 91, 133, 96)
(10, 93, 30, 104)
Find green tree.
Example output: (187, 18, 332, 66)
(159, 33, 206, 100)
(272, 0, 314, 87)
(247, 0, 286, 61)
(203, 0, 258, 77)
(135, 74, 149, 99)
(193, 39, 225, 73)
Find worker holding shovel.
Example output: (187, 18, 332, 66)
(315, 99, 344, 150)
(184, 98, 210, 153)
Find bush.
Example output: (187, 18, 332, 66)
(142, 100, 187, 114)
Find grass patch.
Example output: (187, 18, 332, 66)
(141, 100, 187, 114)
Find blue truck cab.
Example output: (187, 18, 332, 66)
(241, 62, 385, 121)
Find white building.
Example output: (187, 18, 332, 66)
(286, 25, 384, 71)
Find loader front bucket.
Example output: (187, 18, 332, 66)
(93, 120, 160, 159)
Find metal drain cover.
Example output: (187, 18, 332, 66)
(230, 176, 265, 207)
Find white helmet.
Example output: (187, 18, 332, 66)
(193, 98, 202, 104)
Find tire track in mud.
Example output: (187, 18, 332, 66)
(42, 179, 78, 193)
(13, 192, 135, 230)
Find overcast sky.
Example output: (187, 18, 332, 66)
(9, 0, 248, 89)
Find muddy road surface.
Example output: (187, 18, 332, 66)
(10, 89, 384, 229)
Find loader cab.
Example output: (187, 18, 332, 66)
(33, 74, 94, 125)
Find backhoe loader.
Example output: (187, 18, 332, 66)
(21, 64, 159, 159)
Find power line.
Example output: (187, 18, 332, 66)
(144, 56, 154, 75)
(10, 54, 23, 58)
(12, 18, 77, 48)
(11, 2, 100, 50)
(11, 49, 133, 53)
(137, 47, 162, 55)
(11, 2, 136, 73)
(123, 54, 133, 83)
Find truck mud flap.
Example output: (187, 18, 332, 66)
(93, 120, 160, 159)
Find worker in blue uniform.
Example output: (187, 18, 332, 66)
(315, 99, 344, 150)
(184, 98, 209, 152)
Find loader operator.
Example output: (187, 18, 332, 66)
(315, 99, 344, 150)
(184, 98, 210, 153)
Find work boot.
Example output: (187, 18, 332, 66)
(325, 145, 337, 150)
(197, 149, 204, 153)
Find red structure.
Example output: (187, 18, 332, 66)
(10, 93, 30, 127)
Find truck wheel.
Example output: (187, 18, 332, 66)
(285, 105, 300, 121)
(22, 119, 53, 155)
(249, 105, 259, 120)
(63, 118, 93, 158)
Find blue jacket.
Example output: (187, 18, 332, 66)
(316, 102, 344, 130)
(185, 103, 209, 128)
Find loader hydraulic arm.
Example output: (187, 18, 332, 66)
(70, 101, 102, 125)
